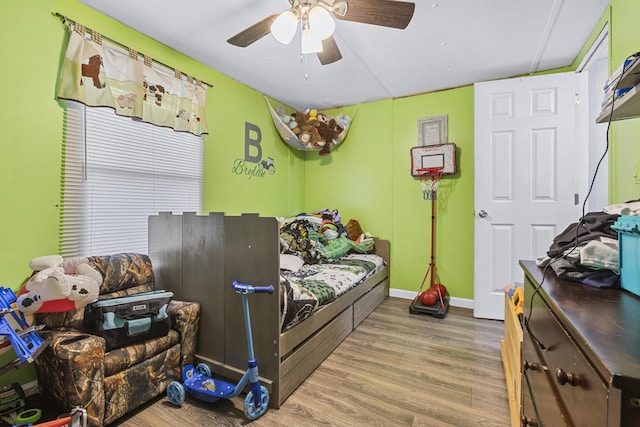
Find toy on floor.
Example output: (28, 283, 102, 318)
(167, 281, 274, 420)
(0, 382, 42, 426)
(11, 406, 88, 427)
(0, 287, 49, 427)
(0, 383, 26, 424)
(0, 287, 49, 376)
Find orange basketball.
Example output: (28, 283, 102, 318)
(430, 284, 447, 297)
(420, 290, 437, 306)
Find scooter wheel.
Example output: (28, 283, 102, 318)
(244, 385, 269, 420)
(167, 381, 185, 406)
(196, 363, 211, 378)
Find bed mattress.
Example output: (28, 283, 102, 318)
(280, 253, 385, 331)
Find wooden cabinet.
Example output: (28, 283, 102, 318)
(520, 260, 640, 427)
(596, 56, 640, 123)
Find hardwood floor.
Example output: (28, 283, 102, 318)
(113, 297, 510, 427)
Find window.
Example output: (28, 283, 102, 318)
(61, 102, 203, 257)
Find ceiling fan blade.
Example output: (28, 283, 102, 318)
(227, 14, 279, 47)
(336, 0, 415, 29)
(317, 36, 342, 65)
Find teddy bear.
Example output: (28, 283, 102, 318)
(289, 110, 308, 133)
(292, 110, 324, 148)
(16, 255, 102, 314)
(299, 123, 322, 148)
(316, 118, 344, 156)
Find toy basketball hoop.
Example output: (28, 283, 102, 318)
(410, 143, 456, 200)
(410, 143, 456, 176)
(409, 143, 456, 318)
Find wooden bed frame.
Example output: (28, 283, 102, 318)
(148, 212, 390, 408)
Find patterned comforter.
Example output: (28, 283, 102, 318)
(280, 253, 385, 331)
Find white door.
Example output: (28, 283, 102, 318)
(473, 72, 582, 319)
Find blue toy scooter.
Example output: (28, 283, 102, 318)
(167, 280, 274, 420)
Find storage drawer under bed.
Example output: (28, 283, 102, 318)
(353, 277, 388, 327)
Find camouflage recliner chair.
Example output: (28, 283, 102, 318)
(33, 253, 200, 427)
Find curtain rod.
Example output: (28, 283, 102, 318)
(53, 12, 213, 88)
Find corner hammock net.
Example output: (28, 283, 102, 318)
(265, 96, 356, 156)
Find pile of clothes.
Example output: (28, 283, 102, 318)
(279, 208, 374, 264)
(537, 200, 640, 288)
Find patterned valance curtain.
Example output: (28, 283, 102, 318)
(57, 23, 208, 136)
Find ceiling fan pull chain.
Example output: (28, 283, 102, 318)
(301, 53, 310, 81)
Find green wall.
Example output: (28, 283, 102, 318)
(302, 100, 393, 239)
(609, 0, 640, 203)
(202, 89, 306, 217)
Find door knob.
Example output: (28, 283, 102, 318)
(478, 210, 488, 218)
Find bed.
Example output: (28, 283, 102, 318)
(148, 211, 390, 408)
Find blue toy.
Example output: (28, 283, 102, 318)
(0, 287, 49, 376)
(167, 280, 274, 420)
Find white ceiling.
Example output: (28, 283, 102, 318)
(79, 0, 609, 111)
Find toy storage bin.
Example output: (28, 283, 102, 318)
(611, 215, 640, 297)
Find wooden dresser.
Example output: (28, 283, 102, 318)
(520, 260, 640, 427)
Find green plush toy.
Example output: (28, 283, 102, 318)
(322, 234, 374, 259)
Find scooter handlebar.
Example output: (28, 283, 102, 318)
(231, 281, 274, 295)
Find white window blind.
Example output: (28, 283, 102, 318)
(61, 102, 203, 257)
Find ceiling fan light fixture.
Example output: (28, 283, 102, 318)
(301, 27, 323, 54)
(270, 10, 298, 45)
(308, 6, 335, 40)
(328, 2, 348, 17)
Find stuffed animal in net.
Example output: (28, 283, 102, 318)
(316, 118, 344, 156)
(277, 106, 350, 156)
(290, 110, 324, 149)
(16, 255, 102, 313)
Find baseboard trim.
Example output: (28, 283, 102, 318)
(390, 288, 474, 310)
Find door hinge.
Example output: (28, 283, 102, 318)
(575, 193, 579, 205)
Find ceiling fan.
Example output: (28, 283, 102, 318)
(227, 0, 416, 65)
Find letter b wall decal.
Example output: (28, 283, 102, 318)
(244, 122, 262, 163)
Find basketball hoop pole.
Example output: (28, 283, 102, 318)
(415, 167, 445, 309)
(409, 144, 456, 317)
